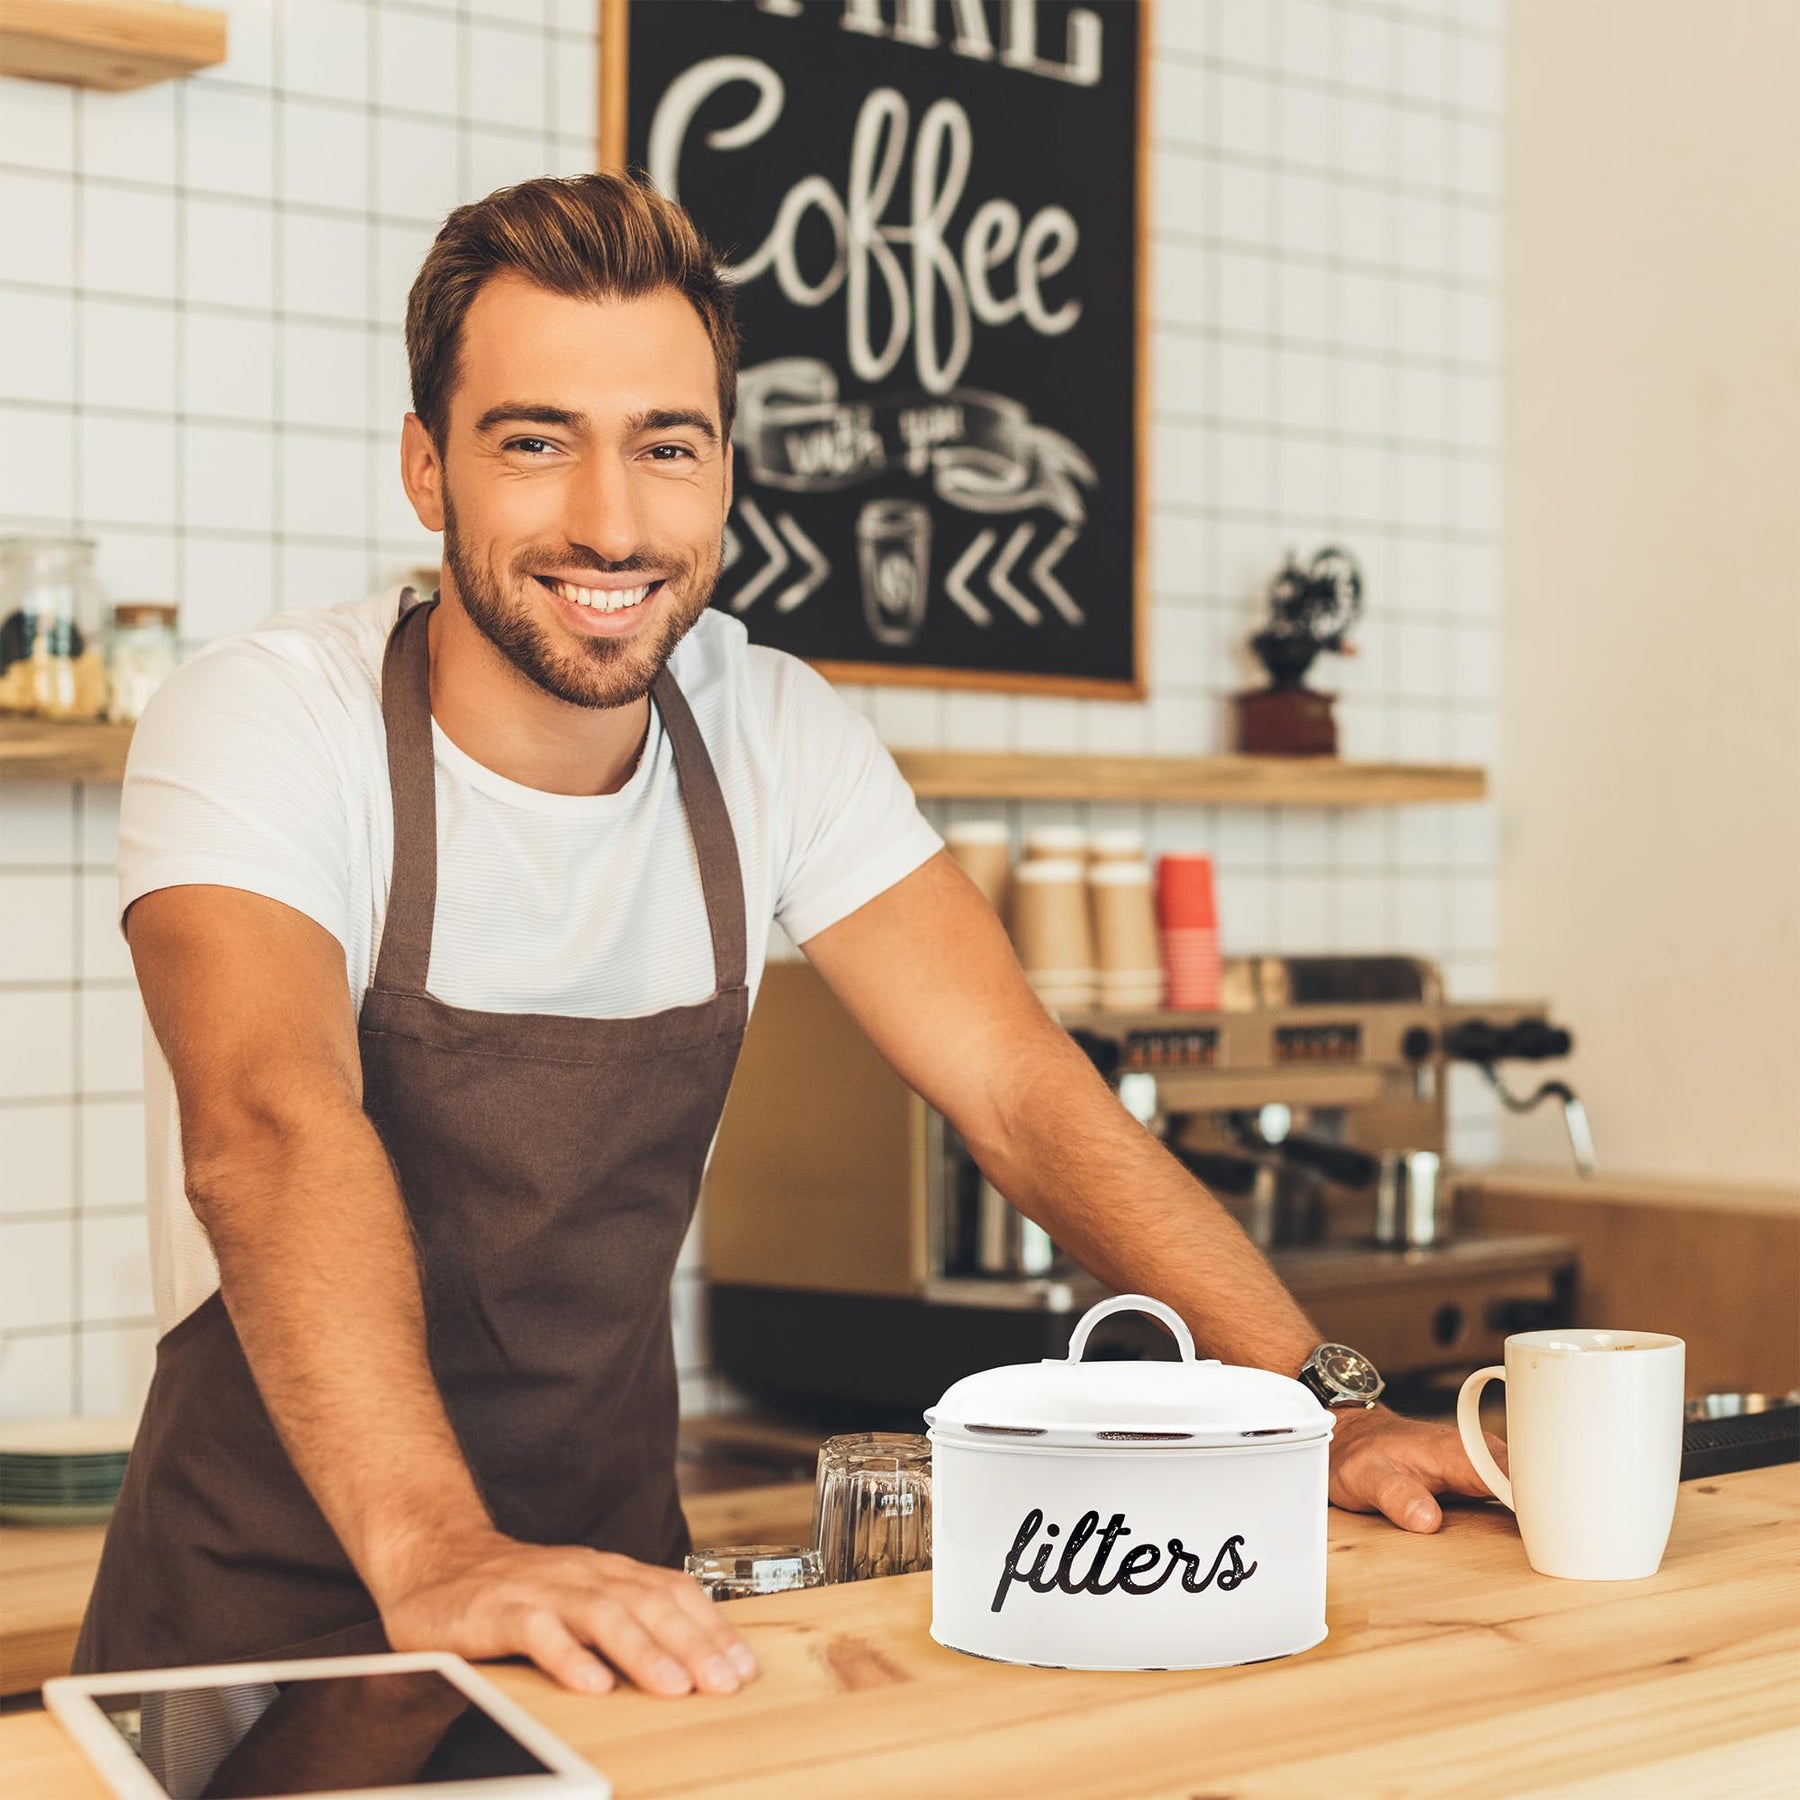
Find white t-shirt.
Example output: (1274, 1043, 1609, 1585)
(121, 588, 941, 1333)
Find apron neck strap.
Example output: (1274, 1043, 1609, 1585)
(647, 664, 748, 994)
(373, 592, 438, 996)
(373, 591, 748, 999)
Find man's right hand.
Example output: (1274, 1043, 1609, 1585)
(375, 1529, 759, 1697)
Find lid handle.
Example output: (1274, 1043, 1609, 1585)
(1064, 1294, 1199, 1366)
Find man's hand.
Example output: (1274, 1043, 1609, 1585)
(1327, 1406, 1508, 1532)
(377, 1530, 758, 1698)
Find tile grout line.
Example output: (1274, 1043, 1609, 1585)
(68, 77, 88, 1412)
(365, 0, 387, 591)
(270, 7, 288, 610)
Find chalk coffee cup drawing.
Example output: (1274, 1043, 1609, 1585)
(1457, 1329, 1685, 1581)
(926, 1294, 1334, 1671)
(857, 499, 932, 647)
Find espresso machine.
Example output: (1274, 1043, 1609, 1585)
(703, 956, 1585, 1419)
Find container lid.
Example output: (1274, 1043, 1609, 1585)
(1022, 826, 1088, 856)
(926, 1295, 1333, 1449)
(112, 602, 179, 627)
(1088, 859, 1153, 887)
(1014, 857, 1085, 884)
(944, 820, 1009, 846)
(1089, 829, 1145, 857)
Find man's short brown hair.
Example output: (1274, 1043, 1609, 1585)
(405, 172, 740, 449)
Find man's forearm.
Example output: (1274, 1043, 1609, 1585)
(806, 858, 1482, 1536)
(187, 1099, 496, 1599)
(971, 1024, 1323, 1376)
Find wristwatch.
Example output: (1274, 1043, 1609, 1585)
(1297, 1342, 1385, 1409)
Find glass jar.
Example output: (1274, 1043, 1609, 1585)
(0, 536, 106, 719)
(106, 604, 181, 723)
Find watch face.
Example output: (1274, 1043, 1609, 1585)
(1317, 1343, 1382, 1399)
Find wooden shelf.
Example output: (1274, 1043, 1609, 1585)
(0, 723, 1490, 810)
(0, 0, 225, 91)
(1, 722, 1487, 807)
(890, 751, 1487, 806)
(0, 717, 131, 782)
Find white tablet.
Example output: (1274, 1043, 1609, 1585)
(45, 1651, 610, 1800)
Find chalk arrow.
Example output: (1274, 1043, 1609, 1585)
(1030, 524, 1084, 626)
(730, 499, 788, 613)
(945, 529, 996, 626)
(774, 512, 830, 612)
(988, 523, 1044, 626)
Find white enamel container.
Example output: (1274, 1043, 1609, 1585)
(925, 1295, 1333, 1671)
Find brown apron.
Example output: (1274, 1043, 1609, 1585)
(76, 594, 750, 1672)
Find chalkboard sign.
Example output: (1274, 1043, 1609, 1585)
(605, 0, 1147, 697)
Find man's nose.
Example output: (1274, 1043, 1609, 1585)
(565, 456, 644, 565)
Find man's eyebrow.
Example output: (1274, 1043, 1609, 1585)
(473, 404, 720, 444)
(628, 407, 719, 444)
(474, 403, 588, 435)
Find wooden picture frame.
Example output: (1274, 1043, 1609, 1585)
(597, 0, 1149, 701)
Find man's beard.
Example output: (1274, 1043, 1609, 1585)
(442, 497, 719, 710)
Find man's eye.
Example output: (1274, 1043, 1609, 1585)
(647, 443, 696, 461)
(506, 437, 557, 456)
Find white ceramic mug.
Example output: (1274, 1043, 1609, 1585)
(1457, 1329, 1685, 1580)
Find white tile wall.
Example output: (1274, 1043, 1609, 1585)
(0, 0, 603, 1420)
(846, 0, 1508, 1150)
(745, 0, 1509, 1398)
(0, 1, 1506, 1421)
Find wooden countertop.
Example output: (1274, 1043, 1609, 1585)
(3, 1467, 1795, 1798)
(0, 1483, 816, 1702)
(1458, 1163, 1800, 1220)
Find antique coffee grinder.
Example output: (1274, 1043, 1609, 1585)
(1234, 546, 1363, 756)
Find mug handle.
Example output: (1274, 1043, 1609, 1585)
(1456, 1365, 1514, 1510)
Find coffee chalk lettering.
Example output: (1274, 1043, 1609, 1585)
(647, 59, 1083, 395)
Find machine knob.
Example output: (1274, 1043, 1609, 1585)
(1503, 1019, 1574, 1061)
(1401, 1026, 1436, 1062)
(1443, 1017, 1574, 1065)
(1441, 1019, 1504, 1063)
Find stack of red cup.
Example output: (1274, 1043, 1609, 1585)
(1156, 854, 1221, 1009)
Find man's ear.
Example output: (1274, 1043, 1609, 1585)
(722, 439, 735, 517)
(400, 413, 446, 533)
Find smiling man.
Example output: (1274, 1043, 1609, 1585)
(76, 174, 1499, 1701)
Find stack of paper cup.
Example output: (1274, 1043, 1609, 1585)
(1011, 858, 1095, 1010)
(1090, 860, 1163, 1010)
(944, 820, 1012, 918)
(1157, 853, 1222, 1009)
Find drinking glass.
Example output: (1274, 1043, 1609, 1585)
(683, 1544, 824, 1601)
(812, 1432, 932, 1583)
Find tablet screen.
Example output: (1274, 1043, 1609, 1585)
(93, 1669, 558, 1798)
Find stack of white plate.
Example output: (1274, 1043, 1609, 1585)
(0, 1417, 136, 1526)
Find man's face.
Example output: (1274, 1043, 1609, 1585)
(413, 274, 731, 709)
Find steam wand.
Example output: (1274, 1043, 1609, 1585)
(1479, 1068, 1597, 1177)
